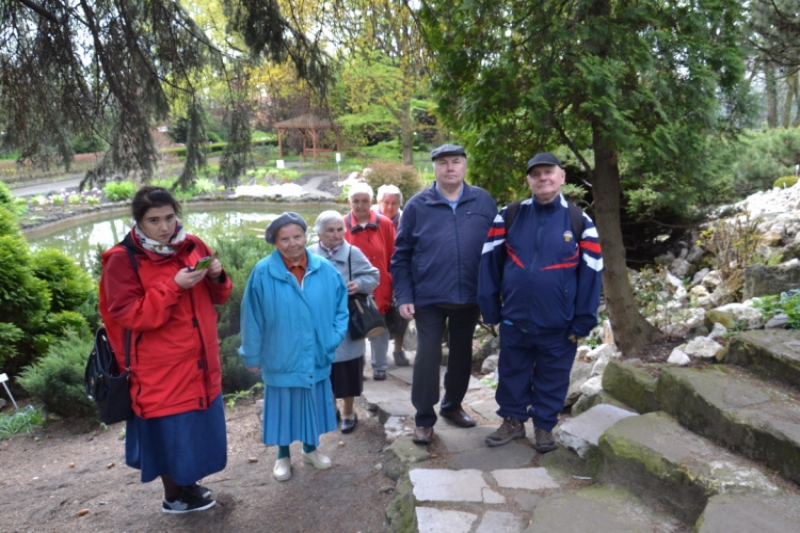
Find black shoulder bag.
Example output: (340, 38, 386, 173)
(347, 248, 387, 341)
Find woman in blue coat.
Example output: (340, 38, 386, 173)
(239, 212, 349, 482)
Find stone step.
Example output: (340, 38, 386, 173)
(523, 484, 684, 533)
(697, 493, 800, 533)
(599, 411, 781, 523)
(655, 365, 800, 486)
(721, 329, 800, 391)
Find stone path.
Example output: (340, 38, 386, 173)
(359, 332, 800, 533)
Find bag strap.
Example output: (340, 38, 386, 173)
(505, 199, 585, 241)
(347, 247, 353, 282)
(119, 242, 139, 371)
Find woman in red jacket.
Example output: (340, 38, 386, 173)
(99, 186, 232, 514)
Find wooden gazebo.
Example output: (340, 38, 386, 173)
(274, 114, 342, 162)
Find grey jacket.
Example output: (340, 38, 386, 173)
(308, 242, 380, 362)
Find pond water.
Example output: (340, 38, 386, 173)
(25, 203, 340, 268)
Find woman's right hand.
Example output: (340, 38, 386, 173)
(346, 280, 360, 295)
(174, 267, 209, 290)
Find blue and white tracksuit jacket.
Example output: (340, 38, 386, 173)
(477, 193, 603, 337)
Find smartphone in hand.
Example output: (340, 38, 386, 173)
(192, 255, 213, 271)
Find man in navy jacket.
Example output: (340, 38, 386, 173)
(478, 152, 603, 452)
(391, 144, 497, 444)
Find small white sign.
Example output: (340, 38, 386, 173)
(0, 373, 7, 383)
(276, 159, 285, 169)
(336, 153, 341, 163)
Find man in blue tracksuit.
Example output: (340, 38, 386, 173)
(391, 144, 497, 444)
(478, 152, 603, 451)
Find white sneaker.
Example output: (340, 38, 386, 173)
(273, 457, 291, 481)
(301, 450, 332, 470)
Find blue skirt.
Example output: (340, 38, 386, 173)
(125, 394, 227, 485)
(262, 378, 337, 446)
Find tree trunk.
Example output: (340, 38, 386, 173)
(783, 73, 796, 128)
(590, 127, 659, 356)
(766, 65, 779, 129)
(400, 102, 414, 166)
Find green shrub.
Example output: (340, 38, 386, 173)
(0, 182, 14, 211)
(30, 248, 96, 313)
(774, 176, 798, 189)
(363, 159, 423, 206)
(0, 406, 46, 439)
(42, 311, 90, 338)
(17, 331, 97, 418)
(71, 132, 106, 154)
(220, 334, 261, 393)
(102, 181, 137, 202)
(0, 322, 25, 367)
(0, 203, 20, 236)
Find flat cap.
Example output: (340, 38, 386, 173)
(265, 212, 307, 244)
(431, 143, 466, 161)
(526, 152, 563, 174)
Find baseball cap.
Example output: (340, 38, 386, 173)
(526, 152, 563, 174)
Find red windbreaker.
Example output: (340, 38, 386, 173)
(343, 210, 395, 314)
(98, 231, 232, 419)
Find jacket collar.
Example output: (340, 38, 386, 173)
(267, 248, 321, 281)
(422, 182, 477, 206)
(345, 211, 379, 234)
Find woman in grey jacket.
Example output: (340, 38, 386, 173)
(309, 211, 379, 433)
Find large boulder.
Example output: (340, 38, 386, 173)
(743, 261, 800, 299)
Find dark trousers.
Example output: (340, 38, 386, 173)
(495, 322, 577, 432)
(412, 304, 481, 427)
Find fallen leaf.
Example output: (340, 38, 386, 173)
(106, 462, 115, 469)
(247, 457, 258, 463)
(77, 509, 89, 517)
(430, 453, 439, 458)
(69, 463, 75, 468)
(338, 441, 345, 446)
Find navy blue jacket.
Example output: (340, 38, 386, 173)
(478, 193, 603, 337)
(391, 182, 497, 307)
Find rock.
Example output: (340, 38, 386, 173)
(591, 349, 618, 377)
(765, 313, 789, 329)
(743, 262, 800, 299)
(579, 375, 603, 396)
(692, 267, 710, 286)
(480, 336, 500, 359)
(576, 345, 591, 360)
(702, 270, 723, 290)
(689, 285, 709, 300)
(383, 437, 431, 481)
(683, 337, 723, 359)
(565, 361, 593, 406)
(654, 252, 675, 265)
(708, 322, 728, 339)
(670, 258, 691, 277)
(667, 347, 691, 365)
(481, 354, 499, 374)
(762, 230, 784, 246)
(704, 309, 737, 330)
(714, 302, 765, 329)
(601, 319, 615, 347)
(781, 240, 800, 261)
(686, 245, 706, 263)
(586, 343, 615, 362)
(665, 271, 683, 289)
(708, 276, 741, 307)
(0, 398, 6, 411)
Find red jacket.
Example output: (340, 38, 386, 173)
(343, 211, 395, 314)
(98, 231, 232, 419)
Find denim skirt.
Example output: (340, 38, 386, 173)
(125, 394, 227, 485)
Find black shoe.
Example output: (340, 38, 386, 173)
(162, 492, 216, 514)
(485, 417, 526, 447)
(181, 483, 212, 499)
(340, 413, 358, 434)
(439, 408, 476, 428)
(373, 369, 387, 381)
(393, 351, 410, 367)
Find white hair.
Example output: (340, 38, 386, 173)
(376, 184, 403, 206)
(315, 210, 345, 234)
(347, 181, 374, 202)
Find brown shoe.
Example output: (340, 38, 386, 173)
(439, 408, 476, 428)
(412, 426, 434, 444)
(485, 417, 526, 447)
(534, 427, 556, 453)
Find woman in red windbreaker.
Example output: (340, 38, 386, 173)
(99, 186, 232, 514)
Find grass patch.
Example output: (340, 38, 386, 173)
(0, 406, 46, 439)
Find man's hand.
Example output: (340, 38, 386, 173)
(399, 303, 415, 320)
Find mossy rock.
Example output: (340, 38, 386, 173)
(773, 175, 798, 189)
(601, 361, 659, 414)
(572, 390, 635, 417)
(704, 309, 737, 330)
(385, 472, 416, 533)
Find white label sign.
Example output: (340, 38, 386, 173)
(336, 153, 342, 163)
(276, 159, 285, 169)
(0, 373, 7, 383)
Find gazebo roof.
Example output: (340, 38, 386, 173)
(274, 114, 337, 129)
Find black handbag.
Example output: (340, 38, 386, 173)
(84, 327, 134, 425)
(347, 248, 387, 341)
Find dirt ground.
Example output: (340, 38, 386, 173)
(0, 399, 395, 533)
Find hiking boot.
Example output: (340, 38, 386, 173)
(182, 483, 211, 499)
(162, 492, 216, 514)
(373, 369, 387, 381)
(534, 427, 557, 453)
(393, 351, 410, 367)
(484, 417, 526, 447)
